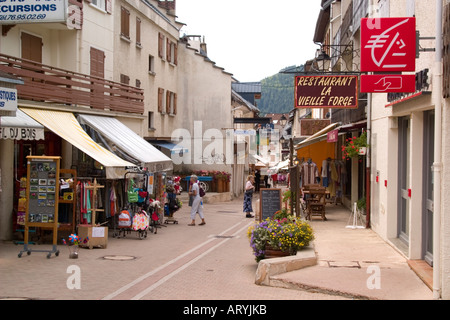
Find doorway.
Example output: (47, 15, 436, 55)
(422, 110, 434, 266)
(398, 116, 410, 245)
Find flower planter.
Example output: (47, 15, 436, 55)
(358, 147, 367, 155)
(264, 245, 291, 259)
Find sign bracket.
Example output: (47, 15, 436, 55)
(416, 31, 436, 58)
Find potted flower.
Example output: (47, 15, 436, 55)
(247, 215, 314, 262)
(62, 234, 89, 259)
(341, 131, 369, 160)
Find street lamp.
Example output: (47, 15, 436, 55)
(279, 114, 287, 127)
(314, 48, 332, 72)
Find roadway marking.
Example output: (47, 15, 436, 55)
(102, 220, 252, 300)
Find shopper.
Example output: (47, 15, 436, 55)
(254, 169, 261, 192)
(243, 175, 255, 218)
(188, 175, 206, 226)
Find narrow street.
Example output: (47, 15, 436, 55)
(0, 194, 346, 301)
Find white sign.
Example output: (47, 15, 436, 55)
(234, 129, 256, 136)
(0, 87, 17, 112)
(0, 126, 44, 140)
(92, 227, 105, 238)
(0, 0, 68, 24)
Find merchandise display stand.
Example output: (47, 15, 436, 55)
(18, 156, 61, 258)
(78, 179, 108, 249)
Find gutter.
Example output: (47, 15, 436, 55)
(433, 0, 443, 300)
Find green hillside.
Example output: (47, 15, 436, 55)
(258, 65, 304, 115)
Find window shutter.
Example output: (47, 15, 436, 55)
(136, 17, 141, 45)
(166, 90, 171, 114)
(166, 38, 171, 61)
(121, 7, 130, 39)
(173, 93, 177, 115)
(158, 33, 164, 58)
(106, 0, 112, 14)
(174, 43, 178, 65)
(158, 88, 164, 113)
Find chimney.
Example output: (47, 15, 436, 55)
(200, 36, 207, 56)
(158, 0, 176, 11)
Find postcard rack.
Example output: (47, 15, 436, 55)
(18, 156, 61, 259)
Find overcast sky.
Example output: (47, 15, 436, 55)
(176, 1, 322, 82)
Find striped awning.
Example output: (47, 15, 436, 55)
(20, 108, 136, 178)
(78, 114, 173, 172)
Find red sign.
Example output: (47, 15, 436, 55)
(361, 17, 416, 72)
(295, 76, 358, 109)
(327, 129, 339, 143)
(360, 74, 416, 93)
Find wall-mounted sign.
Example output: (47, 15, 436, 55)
(0, 87, 17, 115)
(0, 0, 68, 24)
(361, 17, 416, 72)
(327, 129, 339, 143)
(295, 75, 358, 109)
(360, 74, 416, 93)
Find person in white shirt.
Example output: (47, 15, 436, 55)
(243, 175, 255, 218)
(188, 175, 206, 226)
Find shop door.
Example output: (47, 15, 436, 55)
(398, 117, 410, 245)
(423, 111, 434, 266)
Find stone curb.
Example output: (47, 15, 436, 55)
(255, 245, 317, 286)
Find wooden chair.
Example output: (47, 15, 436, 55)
(303, 184, 327, 221)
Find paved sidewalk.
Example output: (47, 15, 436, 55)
(0, 192, 434, 300)
(264, 203, 434, 300)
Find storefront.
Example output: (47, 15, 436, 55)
(294, 121, 367, 209)
(0, 106, 173, 243)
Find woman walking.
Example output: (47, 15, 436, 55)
(188, 175, 206, 226)
(243, 175, 255, 218)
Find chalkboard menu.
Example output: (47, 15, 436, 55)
(259, 188, 282, 221)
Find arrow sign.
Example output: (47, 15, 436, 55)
(360, 74, 416, 93)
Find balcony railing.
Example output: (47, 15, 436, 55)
(0, 53, 144, 114)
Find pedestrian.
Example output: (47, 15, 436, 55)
(254, 169, 261, 192)
(188, 175, 206, 226)
(243, 175, 255, 218)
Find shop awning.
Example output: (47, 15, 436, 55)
(295, 122, 340, 150)
(20, 108, 136, 179)
(0, 109, 44, 140)
(151, 141, 189, 155)
(268, 159, 290, 173)
(250, 154, 270, 165)
(78, 114, 173, 172)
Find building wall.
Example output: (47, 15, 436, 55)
(369, 0, 450, 298)
(175, 42, 233, 173)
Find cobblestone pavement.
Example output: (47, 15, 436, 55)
(0, 195, 346, 301)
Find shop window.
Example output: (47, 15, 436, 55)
(148, 111, 155, 130)
(148, 55, 155, 74)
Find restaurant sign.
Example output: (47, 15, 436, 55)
(295, 76, 358, 109)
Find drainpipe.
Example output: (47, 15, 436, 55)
(433, 0, 443, 300)
(366, 92, 372, 228)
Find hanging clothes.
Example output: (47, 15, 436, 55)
(300, 160, 319, 187)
